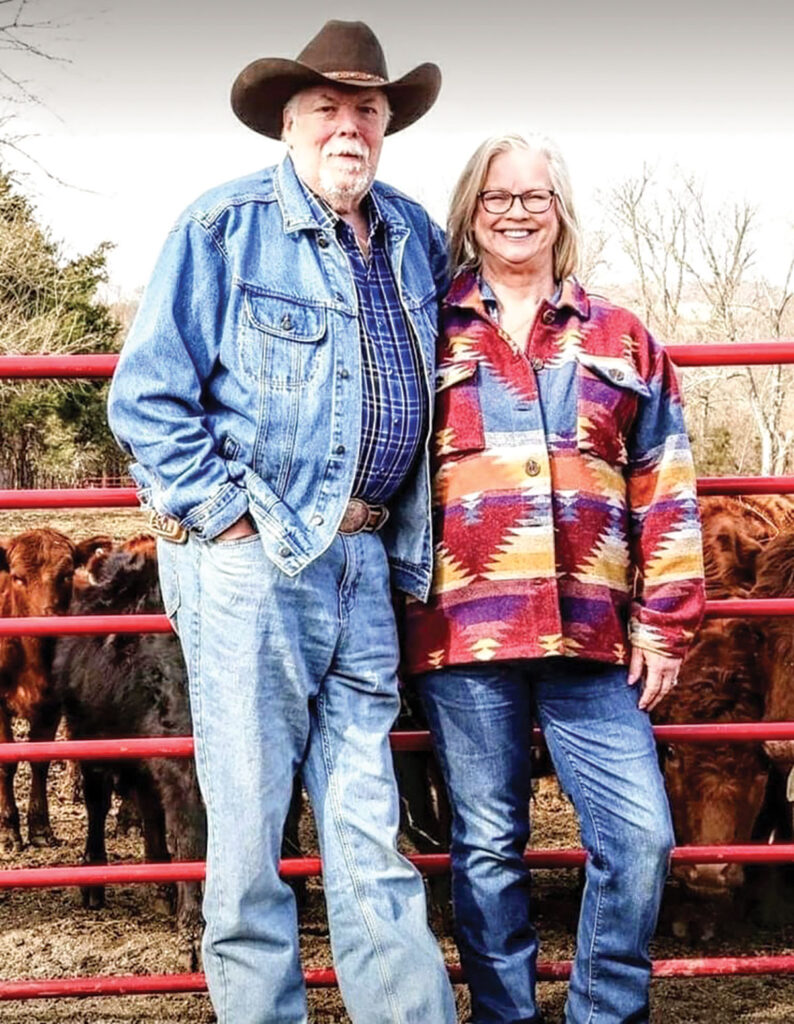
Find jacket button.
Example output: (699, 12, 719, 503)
(339, 368, 350, 379)
(335, 445, 346, 455)
(318, 235, 329, 249)
(311, 514, 324, 526)
(610, 368, 625, 382)
(541, 309, 555, 325)
(278, 545, 291, 558)
(530, 356, 544, 371)
(525, 458, 541, 477)
(281, 314, 293, 331)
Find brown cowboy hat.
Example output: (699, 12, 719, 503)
(231, 20, 441, 139)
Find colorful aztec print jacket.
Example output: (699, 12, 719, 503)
(404, 271, 705, 674)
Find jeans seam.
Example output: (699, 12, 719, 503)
(192, 543, 231, 1023)
(542, 716, 605, 1024)
(316, 689, 403, 1023)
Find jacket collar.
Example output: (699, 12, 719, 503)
(444, 268, 591, 320)
(274, 154, 405, 236)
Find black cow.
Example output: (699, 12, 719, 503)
(53, 540, 206, 968)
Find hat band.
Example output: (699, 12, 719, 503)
(323, 70, 388, 84)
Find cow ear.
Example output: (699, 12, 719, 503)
(714, 524, 763, 590)
(731, 532, 764, 589)
(74, 534, 115, 567)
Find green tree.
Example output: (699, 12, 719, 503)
(0, 167, 123, 488)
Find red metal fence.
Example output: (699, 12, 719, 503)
(1, 345, 794, 1003)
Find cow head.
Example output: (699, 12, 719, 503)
(0, 529, 115, 617)
(0, 529, 80, 616)
(700, 510, 765, 596)
(663, 742, 769, 896)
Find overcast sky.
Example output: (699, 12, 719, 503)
(4, 0, 793, 294)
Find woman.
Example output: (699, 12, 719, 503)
(404, 135, 705, 1024)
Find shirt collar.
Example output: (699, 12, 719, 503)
(292, 162, 383, 240)
(445, 269, 590, 320)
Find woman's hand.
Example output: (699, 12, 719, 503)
(627, 647, 682, 712)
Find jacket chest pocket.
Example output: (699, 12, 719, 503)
(576, 354, 651, 466)
(434, 359, 485, 458)
(241, 288, 327, 389)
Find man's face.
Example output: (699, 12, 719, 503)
(283, 85, 389, 212)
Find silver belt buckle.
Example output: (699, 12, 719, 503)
(338, 498, 389, 534)
(147, 509, 188, 544)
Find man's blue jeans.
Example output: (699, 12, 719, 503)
(158, 531, 456, 1024)
(415, 659, 674, 1024)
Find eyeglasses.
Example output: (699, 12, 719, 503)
(477, 189, 556, 215)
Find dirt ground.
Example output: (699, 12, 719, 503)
(1, 510, 794, 1023)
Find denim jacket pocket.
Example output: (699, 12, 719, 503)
(241, 287, 327, 389)
(434, 359, 486, 458)
(576, 354, 651, 466)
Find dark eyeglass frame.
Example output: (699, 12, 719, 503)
(477, 188, 556, 215)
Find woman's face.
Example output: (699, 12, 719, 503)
(473, 148, 560, 278)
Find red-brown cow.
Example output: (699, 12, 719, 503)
(753, 528, 794, 776)
(0, 528, 107, 851)
(652, 497, 794, 934)
(653, 622, 769, 901)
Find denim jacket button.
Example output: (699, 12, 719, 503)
(339, 368, 350, 379)
(317, 235, 329, 249)
(335, 445, 346, 455)
(278, 545, 291, 558)
(280, 314, 293, 331)
(311, 514, 324, 526)
(334, 292, 344, 303)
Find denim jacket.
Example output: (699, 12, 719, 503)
(107, 156, 447, 600)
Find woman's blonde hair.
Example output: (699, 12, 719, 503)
(447, 133, 580, 280)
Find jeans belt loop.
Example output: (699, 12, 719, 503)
(338, 498, 390, 535)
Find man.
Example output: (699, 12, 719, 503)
(107, 20, 455, 1024)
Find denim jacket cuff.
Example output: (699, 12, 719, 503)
(180, 483, 250, 540)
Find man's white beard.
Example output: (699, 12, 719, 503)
(317, 140, 373, 208)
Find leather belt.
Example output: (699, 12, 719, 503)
(149, 500, 388, 544)
(338, 498, 389, 535)
(146, 508, 188, 544)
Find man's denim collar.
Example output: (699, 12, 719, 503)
(275, 154, 399, 237)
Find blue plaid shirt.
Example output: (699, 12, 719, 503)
(301, 183, 428, 504)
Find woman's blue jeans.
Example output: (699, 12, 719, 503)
(415, 659, 674, 1024)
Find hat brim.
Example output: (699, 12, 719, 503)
(231, 57, 441, 139)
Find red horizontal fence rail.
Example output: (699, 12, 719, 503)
(0, 345, 793, 1005)
(5, 956, 794, 1001)
(4, 843, 794, 891)
(4, 720, 794, 766)
(0, 342, 792, 379)
(0, 477, 792, 511)
(0, 596, 789, 641)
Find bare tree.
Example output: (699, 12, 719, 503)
(0, 0, 70, 170)
(604, 167, 794, 476)
(604, 165, 690, 340)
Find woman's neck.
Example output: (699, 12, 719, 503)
(480, 259, 556, 309)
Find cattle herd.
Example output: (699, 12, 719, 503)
(0, 497, 793, 975)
